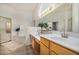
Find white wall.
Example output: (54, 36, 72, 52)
(32, 4, 41, 26)
(72, 4, 79, 33)
(0, 4, 34, 45)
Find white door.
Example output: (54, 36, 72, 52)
(0, 17, 11, 43)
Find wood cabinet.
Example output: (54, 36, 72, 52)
(40, 37, 50, 55)
(31, 35, 78, 55)
(40, 37, 57, 55)
(40, 42, 49, 55)
(50, 41, 77, 55)
(40, 37, 50, 48)
(50, 50, 57, 55)
(34, 39, 40, 54)
(31, 35, 40, 55)
(31, 36, 35, 49)
(40, 37, 78, 55)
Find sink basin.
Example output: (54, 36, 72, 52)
(41, 30, 52, 34)
(50, 36, 69, 41)
(50, 36, 62, 40)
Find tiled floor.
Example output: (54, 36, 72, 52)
(0, 41, 34, 55)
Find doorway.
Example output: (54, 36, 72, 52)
(0, 16, 12, 44)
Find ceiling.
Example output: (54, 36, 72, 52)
(0, 3, 38, 11)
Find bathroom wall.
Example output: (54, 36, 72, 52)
(0, 4, 35, 45)
(32, 3, 41, 26)
(72, 3, 79, 33)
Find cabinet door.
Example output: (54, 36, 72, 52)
(40, 37, 50, 48)
(50, 50, 56, 55)
(40, 42, 49, 55)
(34, 39, 40, 55)
(50, 41, 77, 55)
(32, 36, 35, 49)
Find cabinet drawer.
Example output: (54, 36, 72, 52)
(40, 42, 49, 55)
(40, 37, 50, 48)
(50, 41, 77, 55)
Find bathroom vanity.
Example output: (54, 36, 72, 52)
(30, 33, 40, 55)
(40, 35, 79, 55)
(30, 33, 79, 55)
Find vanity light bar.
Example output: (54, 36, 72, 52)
(40, 6, 57, 18)
(40, 4, 63, 18)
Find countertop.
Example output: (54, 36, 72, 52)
(30, 33, 40, 40)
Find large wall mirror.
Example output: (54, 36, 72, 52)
(65, 4, 79, 34)
(35, 3, 79, 37)
(36, 4, 72, 31)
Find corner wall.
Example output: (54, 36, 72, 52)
(0, 4, 33, 45)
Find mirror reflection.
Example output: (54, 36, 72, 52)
(35, 3, 79, 37)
